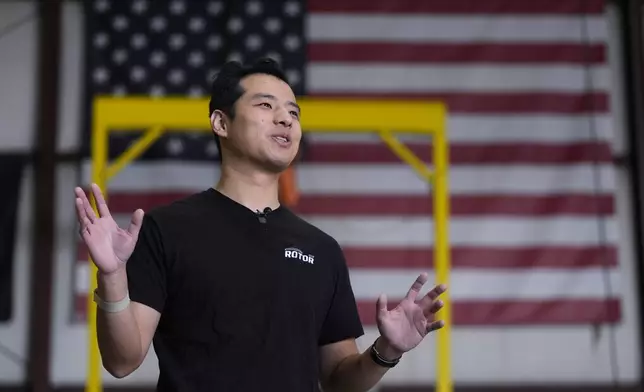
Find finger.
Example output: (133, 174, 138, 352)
(74, 186, 90, 205)
(80, 220, 91, 234)
(418, 284, 447, 310)
(91, 183, 111, 218)
(425, 320, 445, 334)
(376, 293, 388, 317)
(75, 186, 98, 222)
(405, 272, 428, 301)
(423, 299, 444, 318)
(127, 209, 144, 237)
(75, 197, 88, 225)
(78, 216, 92, 237)
(83, 196, 97, 223)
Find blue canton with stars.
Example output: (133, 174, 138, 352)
(83, 0, 306, 161)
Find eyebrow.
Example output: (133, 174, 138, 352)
(251, 93, 301, 114)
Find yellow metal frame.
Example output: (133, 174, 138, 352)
(86, 97, 451, 392)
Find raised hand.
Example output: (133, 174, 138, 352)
(74, 183, 144, 275)
(375, 273, 446, 355)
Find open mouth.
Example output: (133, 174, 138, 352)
(271, 135, 291, 145)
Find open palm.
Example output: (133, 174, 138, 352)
(74, 184, 144, 275)
(376, 273, 446, 354)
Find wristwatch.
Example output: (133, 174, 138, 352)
(369, 338, 402, 368)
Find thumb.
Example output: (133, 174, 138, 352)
(376, 293, 388, 317)
(127, 209, 144, 237)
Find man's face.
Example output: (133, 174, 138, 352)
(217, 73, 302, 173)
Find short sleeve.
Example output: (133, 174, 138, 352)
(318, 245, 365, 346)
(126, 213, 168, 313)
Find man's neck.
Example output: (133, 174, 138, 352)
(215, 161, 281, 213)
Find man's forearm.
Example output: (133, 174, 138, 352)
(324, 338, 402, 392)
(95, 268, 143, 378)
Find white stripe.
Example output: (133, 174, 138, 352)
(307, 114, 613, 144)
(308, 64, 609, 93)
(299, 216, 617, 247)
(299, 164, 616, 195)
(308, 15, 608, 43)
(74, 264, 619, 300)
(80, 162, 616, 195)
(99, 214, 617, 247)
(349, 268, 620, 300)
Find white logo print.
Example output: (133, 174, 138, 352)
(284, 247, 315, 264)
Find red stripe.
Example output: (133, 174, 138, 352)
(306, 142, 613, 164)
(72, 296, 619, 325)
(294, 195, 615, 216)
(342, 246, 618, 269)
(358, 299, 621, 325)
(309, 0, 605, 14)
(81, 192, 615, 216)
(76, 244, 618, 269)
(308, 93, 609, 114)
(309, 43, 606, 64)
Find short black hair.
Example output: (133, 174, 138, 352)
(208, 57, 290, 162)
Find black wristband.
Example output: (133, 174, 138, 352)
(369, 338, 402, 368)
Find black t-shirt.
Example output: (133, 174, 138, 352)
(126, 188, 365, 391)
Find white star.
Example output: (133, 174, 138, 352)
(112, 85, 127, 96)
(150, 85, 165, 97)
(264, 18, 281, 34)
(169, 34, 186, 50)
(131, 0, 147, 14)
(188, 51, 205, 67)
(207, 35, 222, 50)
(95, 0, 110, 12)
(131, 33, 147, 49)
(112, 15, 129, 31)
(150, 16, 167, 32)
(169, 0, 186, 15)
(188, 86, 204, 97)
(130, 66, 146, 83)
(93, 33, 109, 48)
(188, 17, 206, 33)
(246, 1, 263, 16)
(227, 52, 243, 62)
(112, 48, 128, 64)
(286, 69, 301, 85)
(93, 67, 109, 84)
(149, 51, 166, 67)
(166, 138, 184, 155)
(245, 34, 263, 51)
(205, 140, 219, 157)
(206, 68, 219, 82)
(168, 69, 185, 85)
(284, 1, 301, 17)
(227, 17, 243, 34)
(207, 1, 223, 15)
(284, 35, 301, 51)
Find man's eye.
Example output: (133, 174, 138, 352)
(260, 102, 272, 108)
(290, 111, 299, 118)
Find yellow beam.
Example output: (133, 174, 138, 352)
(433, 117, 452, 392)
(92, 96, 445, 134)
(105, 126, 164, 180)
(378, 130, 433, 182)
(85, 101, 109, 392)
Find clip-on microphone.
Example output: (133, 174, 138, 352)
(255, 207, 272, 224)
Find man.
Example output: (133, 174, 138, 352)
(74, 58, 446, 391)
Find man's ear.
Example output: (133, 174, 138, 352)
(210, 110, 228, 139)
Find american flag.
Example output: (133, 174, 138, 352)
(75, 0, 620, 330)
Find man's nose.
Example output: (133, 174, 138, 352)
(274, 108, 292, 127)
